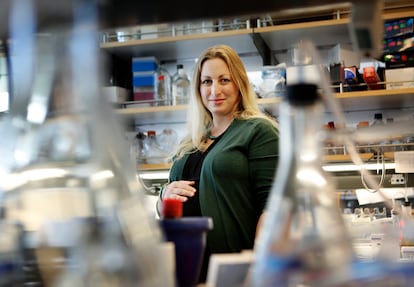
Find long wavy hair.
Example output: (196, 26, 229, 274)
(173, 44, 278, 159)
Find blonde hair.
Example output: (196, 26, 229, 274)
(173, 45, 278, 159)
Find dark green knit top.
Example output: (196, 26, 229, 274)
(168, 118, 279, 253)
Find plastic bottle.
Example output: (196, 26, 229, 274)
(171, 64, 190, 105)
(157, 128, 178, 155)
(250, 81, 356, 286)
(144, 130, 167, 164)
(154, 65, 171, 106)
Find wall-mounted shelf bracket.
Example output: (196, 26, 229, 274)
(250, 32, 278, 66)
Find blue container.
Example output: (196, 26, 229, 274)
(132, 71, 155, 87)
(132, 56, 159, 72)
(160, 217, 213, 287)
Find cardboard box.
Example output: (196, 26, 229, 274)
(385, 67, 414, 89)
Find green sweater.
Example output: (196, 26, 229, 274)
(168, 118, 279, 254)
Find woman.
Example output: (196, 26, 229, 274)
(157, 44, 279, 282)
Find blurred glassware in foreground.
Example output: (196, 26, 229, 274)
(0, 0, 165, 286)
(259, 63, 286, 98)
(250, 82, 356, 286)
(250, 40, 414, 287)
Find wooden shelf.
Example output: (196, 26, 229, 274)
(334, 87, 414, 112)
(138, 163, 172, 171)
(100, 17, 352, 63)
(114, 87, 414, 124)
(323, 153, 374, 163)
(105, 8, 414, 124)
(253, 18, 351, 53)
(100, 28, 255, 62)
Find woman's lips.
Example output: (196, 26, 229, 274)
(211, 98, 225, 104)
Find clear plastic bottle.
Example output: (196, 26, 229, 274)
(144, 130, 167, 164)
(250, 82, 356, 287)
(157, 128, 178, 155)
(154, 65, 171, 106)
(171, 64, 190, 105)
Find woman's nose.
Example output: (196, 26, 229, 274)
(211, 81, 220, 96)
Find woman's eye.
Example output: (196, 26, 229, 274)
(220, 78, 230, 84)
(201, 79, 212, 85)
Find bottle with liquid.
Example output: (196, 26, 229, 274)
(154, 65, 171, 106)
(250, 43, 356, 287)
(172, 64, 190, 105)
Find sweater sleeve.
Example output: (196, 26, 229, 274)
(248, 119, 279, 213)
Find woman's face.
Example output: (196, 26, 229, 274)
(199, 58, 240, 119)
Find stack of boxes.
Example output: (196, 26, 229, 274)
(383, 17, 414, 89)
(132, 56, 158, 103)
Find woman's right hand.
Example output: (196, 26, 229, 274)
(162, 180, 196, 202)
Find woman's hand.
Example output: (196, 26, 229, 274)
(162, 180, 196, 202)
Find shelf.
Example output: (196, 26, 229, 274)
(138, 163, 172, 171)
(105, 7, 414, 125)
(114, 87, 414, 124)
(253, 18, 351, 52)
(100, 28, 256, 62)
(100, 7, 414, 63)
(100, 18, 354, 63)
(334, 87, 414, 112)
(323, 153, 374, 163)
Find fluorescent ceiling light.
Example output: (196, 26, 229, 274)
(138, 172, 169, 180)
(322, 163, 396, 172)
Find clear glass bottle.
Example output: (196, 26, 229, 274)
(250, 82, 356, 287)
(171, 64, 190, 105)
(154, 65, 171, 106)
(135, 131, 147, 164)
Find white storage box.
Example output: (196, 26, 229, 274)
(385, 67, 414, 90)
(102, 86, 129, 103)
